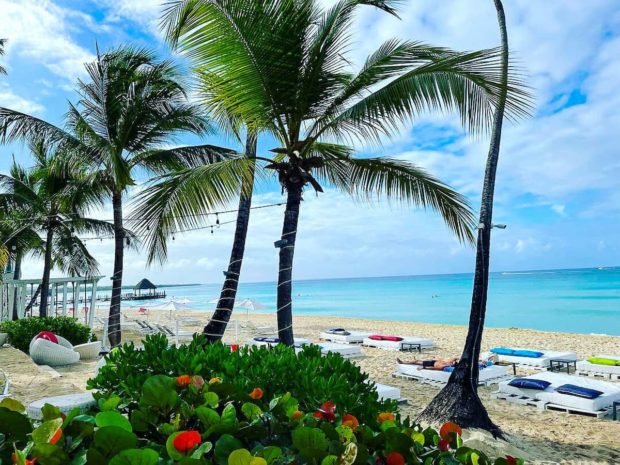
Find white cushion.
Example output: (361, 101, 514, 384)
(319, 331, 369, 344)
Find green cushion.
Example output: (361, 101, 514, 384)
(587, 357, 620, 366)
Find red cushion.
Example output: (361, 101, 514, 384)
(368, 335, 384, 340)
(383, 336, 403, 342)
(36, 331, 58, 344)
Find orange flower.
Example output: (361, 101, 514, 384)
(439, 421, 462, 441)
(49, 428, 62, 445)
(249, 387, 264, 399)
(385, 452, 404, 465)
(176, 375, 191, 387)
(11, 454, 36, 465)
(208, 377, 221, 385)
(314, 401, 336, 422)
(376, 412, 395, 423)
(291, 410, 304, 420)
(173, 431, 202, 452)
(341, 414, 359, 430)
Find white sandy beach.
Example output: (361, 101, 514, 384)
(2, 310, 620, 464)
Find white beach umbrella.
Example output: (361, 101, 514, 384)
(235, 298, 266, 319)
(145, 300, 194, 319)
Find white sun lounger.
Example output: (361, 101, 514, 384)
(374, 383, 404, 402)
(493, 372, 620, 417)
(248, 337, 311, 348)
(362, 336, 434, 351)
(319, 330, 370, 344)
(394, 363, 509, 387)
(577, 356, 620, 380)
(315, 343, 363, 359)
(482, 348, 577, 368)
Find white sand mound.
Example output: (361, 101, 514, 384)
(462, 429, 531, 461)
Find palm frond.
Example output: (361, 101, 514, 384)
(131, 143, 239, 174)
(52, 232, 100, 278)
(129, 157, 253, 265)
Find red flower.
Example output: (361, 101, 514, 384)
(506, 456, 517, 465)
(314, 401, 336, 422)
(438, 439, 450, 452)
(385, 452, 405, 465)
(173, 431, 202, 453)
(376, 412, 395, 423)
(176, 375, 191, 387)
(49, 428, 62, 445)
(341, 414, 359, 430)
(439, 421, 462, 441)
(249, 387, 264, 399)
(291, 410, 304, 420)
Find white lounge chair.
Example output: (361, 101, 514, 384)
(319, 329, 370, 344)
(73, 341, 102, 360)
(493, 372, 620, 418)
(26, 392, 96, 420)
(373, 383, 404, 402)
(293, 342, 363, 359)
(362, 335, 434, 351)
(249, 337, 311, 348)
(576, 356, 620, 380)
(395, 363, 509, 387)
(482, 347, 577, 369)
(156, 324, 194, 341)
(29, 335, 80, 367)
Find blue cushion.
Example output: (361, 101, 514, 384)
(556, 384, 603, 399)
(508, 378, 551, 390)
(442, 367, 455, 372)
(512, 349, 544, 358)
(491, 347, 515, 356)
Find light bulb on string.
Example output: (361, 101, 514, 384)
(211, 227, 214, 235)
(172, 234, 176, 241)
(216, 213, 220, 225)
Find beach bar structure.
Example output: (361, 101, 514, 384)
(0, 273, 104, 329)
(126, 278, 166, 300)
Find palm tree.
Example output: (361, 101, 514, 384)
(0, 45, 233, 345)
(161, 0, 531, 345)
(0, 140, 114, 316)
(0, 39, 7, 75)
(418, 0, 531, 436)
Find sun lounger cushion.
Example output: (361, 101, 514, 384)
(508, 378, 551, 390)
(36, 331, 58, 344)
(556, 384, 603, 399)
(254, 337, 280, 343)
(491, 347, 543, 358)
(369, 335, 403, 341)
(320, 331, 369, 344)
(588, 357, 620, 366)
(327, 328, 348, 334)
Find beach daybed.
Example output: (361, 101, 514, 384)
(29, 333, 80, 367)
(492, 372, 620, 418)
(374, 383, 405, 403)
(362, 335, 434, 351)
(394, 363, 509, 387)
(483, 347, 577, 368)
(27, 393, 96, 420)
(576, 356, 620, 380)
(319, 328, 370, 344)
(299, 342, 363, 359)
(249, 336, 311, 348)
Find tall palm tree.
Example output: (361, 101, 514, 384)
(0, 45, 233, 344)
(0, 140, 114, 316)
(0, 39, 7, 75)
(160, 0, 531, 345)
(418, 0, 531, 436)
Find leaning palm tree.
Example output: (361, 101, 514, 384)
(160, 0, 531, 345)
(419, 0, 531, 436)
(0, 45, 233, 344)
(0, 140, 114, 316)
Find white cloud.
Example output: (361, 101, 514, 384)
(0, 83, 45, 114)
(0, 0, 95, 81)
(96, 0, 163, 36)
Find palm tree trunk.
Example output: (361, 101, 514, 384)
(276, 183, 303, 346)
(203, 132, 257, 342)
(418, 0, 509, 437)
(11, 252, 22, 320)
(108, 191, 124, 347)
(39, 227, 55, 318)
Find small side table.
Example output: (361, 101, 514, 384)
(548, 359, 577, 374)
(496, 361, 518, 376)
(401, 342, 422, 353)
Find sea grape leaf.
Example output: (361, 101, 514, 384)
(214, 434, 244, 465)
(0, 398, 25, 412)
(0, 407, 33, 440)
(141, 375, 178, 409)
(31, 443, 69, 465)
(32, 418, 63, 444)
(93, 426, 137, 457)
(241, 402, 262, 421)
(292, 427, 329, 459)
(95, 411, 132, 432)
(204, 391, 219, 408)
(108, 448, 159, 465)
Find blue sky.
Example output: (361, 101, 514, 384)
(1, 0, 619, 285)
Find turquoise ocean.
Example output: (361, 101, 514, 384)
(122, 267, 620, 336)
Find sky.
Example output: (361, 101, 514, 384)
(0, 0, 619, 286)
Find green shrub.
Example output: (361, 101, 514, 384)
(0, 316, 95, 353)
(0, 381, 521, 465)
(88, 334, 393, 425)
